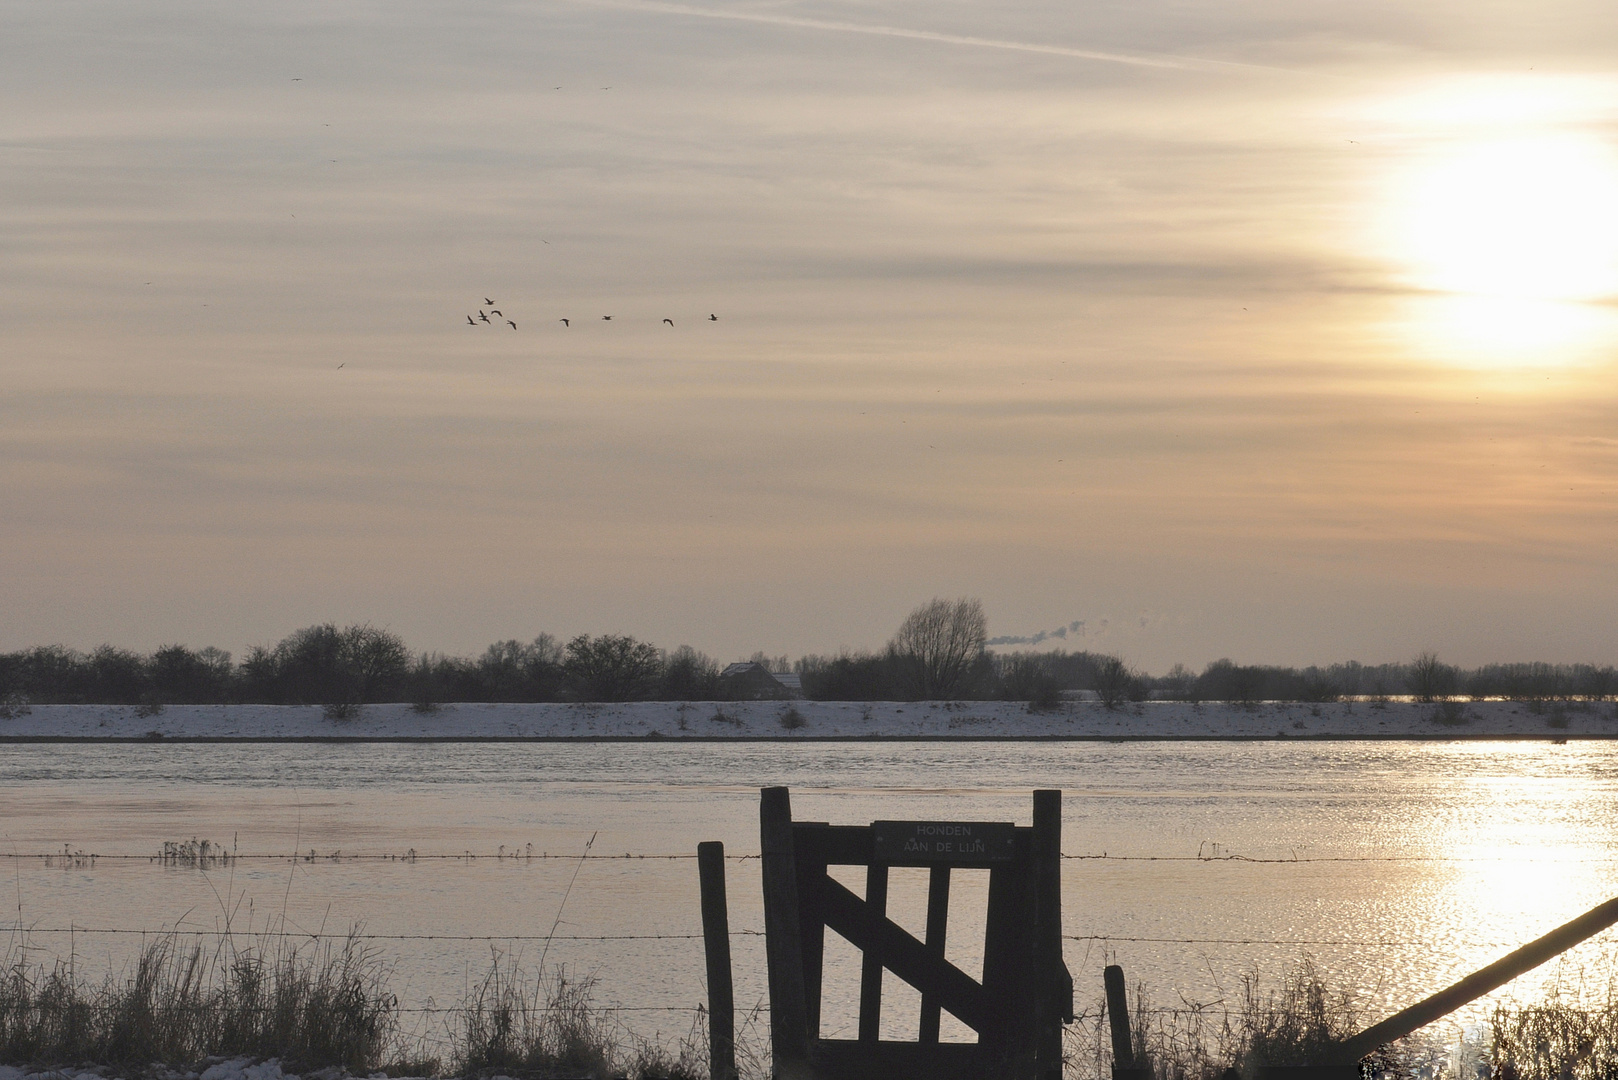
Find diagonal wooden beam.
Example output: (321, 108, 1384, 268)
(818, 873, 993, 1034)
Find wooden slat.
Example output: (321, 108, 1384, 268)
(793, 822, 1036, 869)
(858, 864, 889, 1043)
(818, 874, 993, 1034)
(799, 855, 827, 1038)
(919, 866, 951, 1044)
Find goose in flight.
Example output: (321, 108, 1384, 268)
(507, 320, 517, 329)
(601, 315, 612, 321)
(479, 311, 491, 323)
(490, 309, 503, 317)
(663, 318, 674, 326)
(708, 314, 718, 321)
(467, 316, 476, 325)
(485, 298, 494, 306)
(559, 318, 569, 327)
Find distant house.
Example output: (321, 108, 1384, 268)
(719, 662, 803, 700)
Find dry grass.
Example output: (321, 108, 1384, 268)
(450, 953, 703, 1079)
(0, 932, 399, 1072)
(1490, 991, 1618, 1080)
(1067, 960, 1439, 1080)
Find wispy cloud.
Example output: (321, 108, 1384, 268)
(554, 0, 1304, 75)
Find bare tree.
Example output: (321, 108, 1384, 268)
(889, 597, 988, 699)
(564, 634, 662, 701)
(1407, 651, 1457, 703)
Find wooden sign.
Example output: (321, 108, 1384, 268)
(872, 820, 1017, 864)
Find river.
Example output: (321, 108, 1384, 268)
(4, 740, 1617, 1054)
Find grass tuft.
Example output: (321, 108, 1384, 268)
(0, 932, 400, 1072)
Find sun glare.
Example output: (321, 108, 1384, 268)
(1366, 78, 1618, 364)
(1396, 136, 1618, 303)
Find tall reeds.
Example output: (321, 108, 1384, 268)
(0, 932, 397, 1071)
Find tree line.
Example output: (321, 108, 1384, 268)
(0, 601, 1613, 708)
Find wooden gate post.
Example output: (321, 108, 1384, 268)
(1032, 789, 1067, 1080)
(698, 841, 736, 1080)
(761, 786, 811, 1071)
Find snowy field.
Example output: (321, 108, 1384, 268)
(2, 698, 1614, 739)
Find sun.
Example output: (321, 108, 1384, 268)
(1395, 135, 1618, 303)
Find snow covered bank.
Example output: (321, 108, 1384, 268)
(1, 699, 1615, 740)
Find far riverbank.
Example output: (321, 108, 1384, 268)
(2, 698, 1613, 740)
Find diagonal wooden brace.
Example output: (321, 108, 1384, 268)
(817, 872, 994, 1034)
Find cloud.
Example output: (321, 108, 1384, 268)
(556, 0, 1245, 73)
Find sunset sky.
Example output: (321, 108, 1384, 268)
(5, 0, 1618, 670)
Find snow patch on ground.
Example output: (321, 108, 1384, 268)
(2, 699, 1615, 739)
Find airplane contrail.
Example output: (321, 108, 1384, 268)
(552, 0, 1313, 76)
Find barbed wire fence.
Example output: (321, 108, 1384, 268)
(6, 844, 1617, 1035)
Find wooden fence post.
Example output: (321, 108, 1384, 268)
(698, 841, 736, 1080)
(760, 786, 810, 1071)
(1105, 964, 1151, 1080)
(1033, 789, 1065, 1080)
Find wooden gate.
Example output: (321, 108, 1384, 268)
(757, 785, 1072, 1080)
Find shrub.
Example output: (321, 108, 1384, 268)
(323, 701, 360, 721)
(0, 693, 30, 719)
(779, 705, 807, 730)
(1094, 655, 1141, 709)
(1430, 700, 1470, 725)
(799, 652, 899, 700)
(998, 653, 1063, 708)
(663, 646, 721, 700)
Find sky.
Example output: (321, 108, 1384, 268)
(4, 0, 1618, 671)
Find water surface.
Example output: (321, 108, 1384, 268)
(4, 741, 1616, 1048)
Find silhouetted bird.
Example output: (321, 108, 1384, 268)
(602, 315, 612, 321)
(485, 298, 494, 305)
(507, 320, 516, 329)
(663, 319, 674, 326)
(467, 316, 476, 325)
(708, 314, 718, 321)
(479, 311, 490, 323)
(490, 309, 503, 317)
(559, 318, 569, 327)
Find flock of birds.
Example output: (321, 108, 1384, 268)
(466, 298, 718, 330)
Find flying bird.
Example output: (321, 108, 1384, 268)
(485, 298, 494, 305)
(507, 320, 516, 329)
(708, 314, 718, 321)
(467, 316, 476, 325)
(479, 312, 490, 323)
(490, 309, 503, 317)
(601, 315, 612, 321)
(663, 319, 674, 326)
(559, 318, 569, 327)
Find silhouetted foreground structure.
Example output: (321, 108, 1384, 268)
(700, 787, 1072, 1080)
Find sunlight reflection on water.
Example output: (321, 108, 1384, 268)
(3, 740, 1617, 1048)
